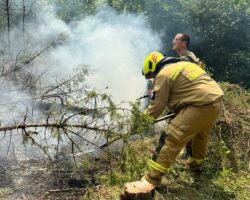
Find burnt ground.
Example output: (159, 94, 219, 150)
(0, 158, 53, 199)
(0, 156, 99, 200)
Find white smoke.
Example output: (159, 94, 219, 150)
(0, 80, 35, 123)
(72, 7, 161, 102)
(1, 3, 162, 103)
(0, 2, 162, 159)
(40, 5, 161, 102)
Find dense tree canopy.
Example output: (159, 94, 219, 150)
(177, 0, 250, 87)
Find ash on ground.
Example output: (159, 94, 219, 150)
(0, 154, 100, 200)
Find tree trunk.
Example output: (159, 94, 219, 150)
(6, 0, 10, 51)
(22, 0, 25, 45)
(120, 181, 155, 200)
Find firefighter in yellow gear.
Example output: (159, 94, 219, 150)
(141, 51, 223, 187)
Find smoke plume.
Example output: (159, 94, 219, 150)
(0, 1, 162, 158)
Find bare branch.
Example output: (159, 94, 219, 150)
(0, 123, 110, 132)
(1, 40, 58, 78)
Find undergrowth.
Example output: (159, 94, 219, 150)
(79, 83, 249, 200)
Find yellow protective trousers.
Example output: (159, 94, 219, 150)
(145, 100, 223, 185)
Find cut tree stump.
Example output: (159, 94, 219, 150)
(120, 180, 155, 200)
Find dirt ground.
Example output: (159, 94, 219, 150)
(0, 157, 91, 200)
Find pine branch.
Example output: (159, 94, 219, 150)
(0, 123, 110, 132)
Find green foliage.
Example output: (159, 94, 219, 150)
(48, 0, 98, 22)
(104, 102, 153, 183)
(86, 82, 249, 199)
(177, 0, 250, 88)
(119, 140, 149, 181)
(129, 102, 153, 136)
(105, 0, 250, 88)
(214, 171, 250, 200)
(107, 0, 145, 13)
(83, 101, 154, 186)
(0, 188, 12, 198)
(207, 83, 250, 173)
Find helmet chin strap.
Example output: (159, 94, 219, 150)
(145, 72, 156, 79)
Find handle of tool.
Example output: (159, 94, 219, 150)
(136, 94, 150, 100)
(153, 113, 175, 124)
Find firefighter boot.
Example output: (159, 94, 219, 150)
(186, 157, 203, 173)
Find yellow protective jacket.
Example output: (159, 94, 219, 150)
(145, 61, 224, 119)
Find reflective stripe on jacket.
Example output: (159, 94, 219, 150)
(144, 61, 224, 119)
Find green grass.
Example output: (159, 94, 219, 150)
(79, 137, 250, 200)
(79, 83, 250, 200)
(0, 188, 13, 198)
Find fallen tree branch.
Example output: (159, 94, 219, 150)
(0, 123, 110, 132)
(99, 113, 175, 149)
